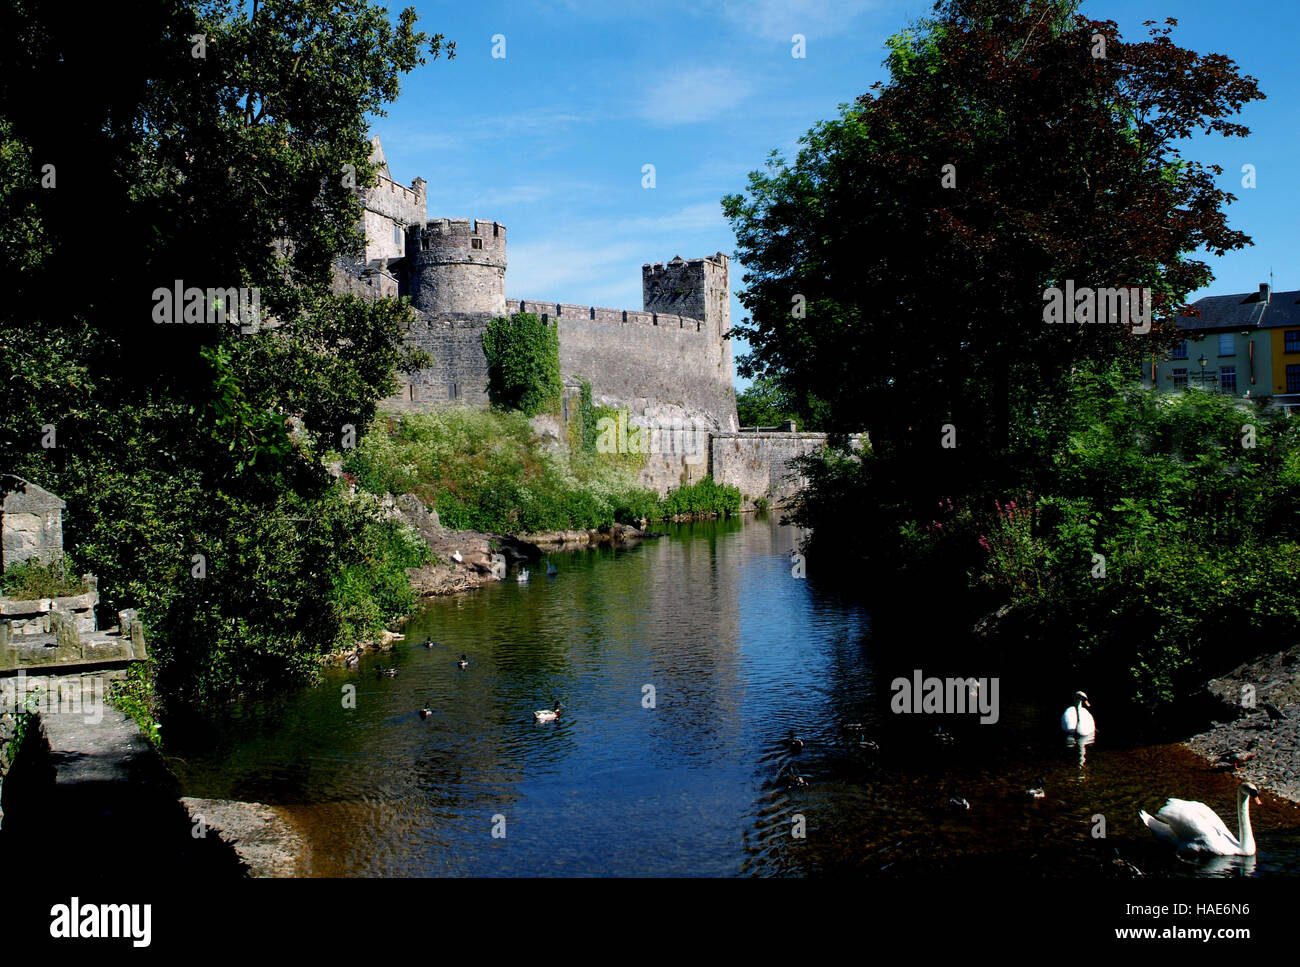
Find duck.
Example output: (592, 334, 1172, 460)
(782, 764, 809, 788)
(418, 706, 433, 719)
(457, 654, 469, 669)
(1211, 749, 1257, 771)
(546, 562, 558, 577)
(1025, 778, 1046, 800)
(344, 649, 360, 669)
(516, 569, 530, 584)
(786, 731, 804, 753)
(932, 725, 955, 746)
(451, 550, 463, 563)
(947, 792, 970, 812)
(533, 701, 562, 723)
(857, 734, 880, 754)
(376, 667, 398, 678)
(422, 638, 437, 649)
(1139, 781, 1261, 856)
(1263, 702, 1287, 728)
(1061, 690, 1096, 736)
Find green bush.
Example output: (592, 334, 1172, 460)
(345, 409, 661, 533)
(346, 410, 741, 533)
(0, 555, 88, 599)
(483, 313, 562, 416)
(108, 662, 162, 745)
(793, 365, 1300, 709)
(656, 477, 742, 519)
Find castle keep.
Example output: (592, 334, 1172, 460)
(335, 139, 737, 438)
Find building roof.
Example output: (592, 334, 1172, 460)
(368, 136, 392, 181)
(1179, 287, 1300, 333)
(1, 476, 65, 513)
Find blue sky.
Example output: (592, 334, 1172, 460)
(370, 1, 1299, 382)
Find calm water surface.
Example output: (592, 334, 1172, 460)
(170, 517, 1300, 877)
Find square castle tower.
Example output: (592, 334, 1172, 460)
(340, 139, 736, 432)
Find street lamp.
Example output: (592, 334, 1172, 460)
(1198, 354, 1208, 389)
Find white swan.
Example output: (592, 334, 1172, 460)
(1061, 690, 1095, 736)
(1140, 781, 1261, 856)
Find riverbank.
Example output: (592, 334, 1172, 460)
(0, 671, 259, 876)
(391, 490, 659, 597)
(1184, 645, 1300, 804)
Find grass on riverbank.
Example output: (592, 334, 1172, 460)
(343, 409, 741, 533)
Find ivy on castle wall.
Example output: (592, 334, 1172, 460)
(482, 313, 562, 417)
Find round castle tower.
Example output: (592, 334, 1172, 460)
(407, 218, 507, 316)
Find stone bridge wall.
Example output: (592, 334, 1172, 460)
(711, 432, 868, 508)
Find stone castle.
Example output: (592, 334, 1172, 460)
(334, 138, 855, 501)
(334, 139, 737, 437)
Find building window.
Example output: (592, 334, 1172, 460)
(1220, 365, 1236, 394)
(471, 237, 484, 250)
(1218, 333, 1234, 356)
(1172, 368, 1188, 389)
(1286, 330, 1300, 353)
(1288, 365, 1300, 394)
(394, 224, 401, 246)
(1170, 340, 1188, 360)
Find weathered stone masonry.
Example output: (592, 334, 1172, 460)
(336, 138, 861, 500)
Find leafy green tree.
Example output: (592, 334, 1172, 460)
(0, 0, 452, 704)
(735, 377, 802, 428)
(723, 0, 1261, 501)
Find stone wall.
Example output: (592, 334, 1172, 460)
(496, 299, 737, 434)
(711, 432, 868, 507)
(381, 311, 494, 409)
(360, 138, 426, 263)
(1, 479, 65, 570)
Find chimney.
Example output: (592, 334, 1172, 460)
(1260, 282, 1271, 303)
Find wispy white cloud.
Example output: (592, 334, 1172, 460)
(507, 237, 644, 303)
(458, 180, 608, 210)
(507, 202, 731, 306)
(714, 0, 896, 42)
(376, 111, 596, 156)
(613, 201, 726, 236)
(639, 67, 752, 125)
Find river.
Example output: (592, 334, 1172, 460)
(168, 516, 1300, 877)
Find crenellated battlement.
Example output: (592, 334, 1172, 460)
(643, 252, 729, 276)
(418, 217, 507, 240)
(508, 299, 707, 333)
(349, 137, 735, 434)
(409, 219, 507, 266)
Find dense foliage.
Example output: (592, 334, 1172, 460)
(728, 0, 1272, 710)
(723, 0, 1261, 499)
(792, 367, 1300, 708)
(0, 0, 451, 705)
(345, 410, 740, 533)
(483, 313, 562, 417)
(736, 378, 804, 429)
